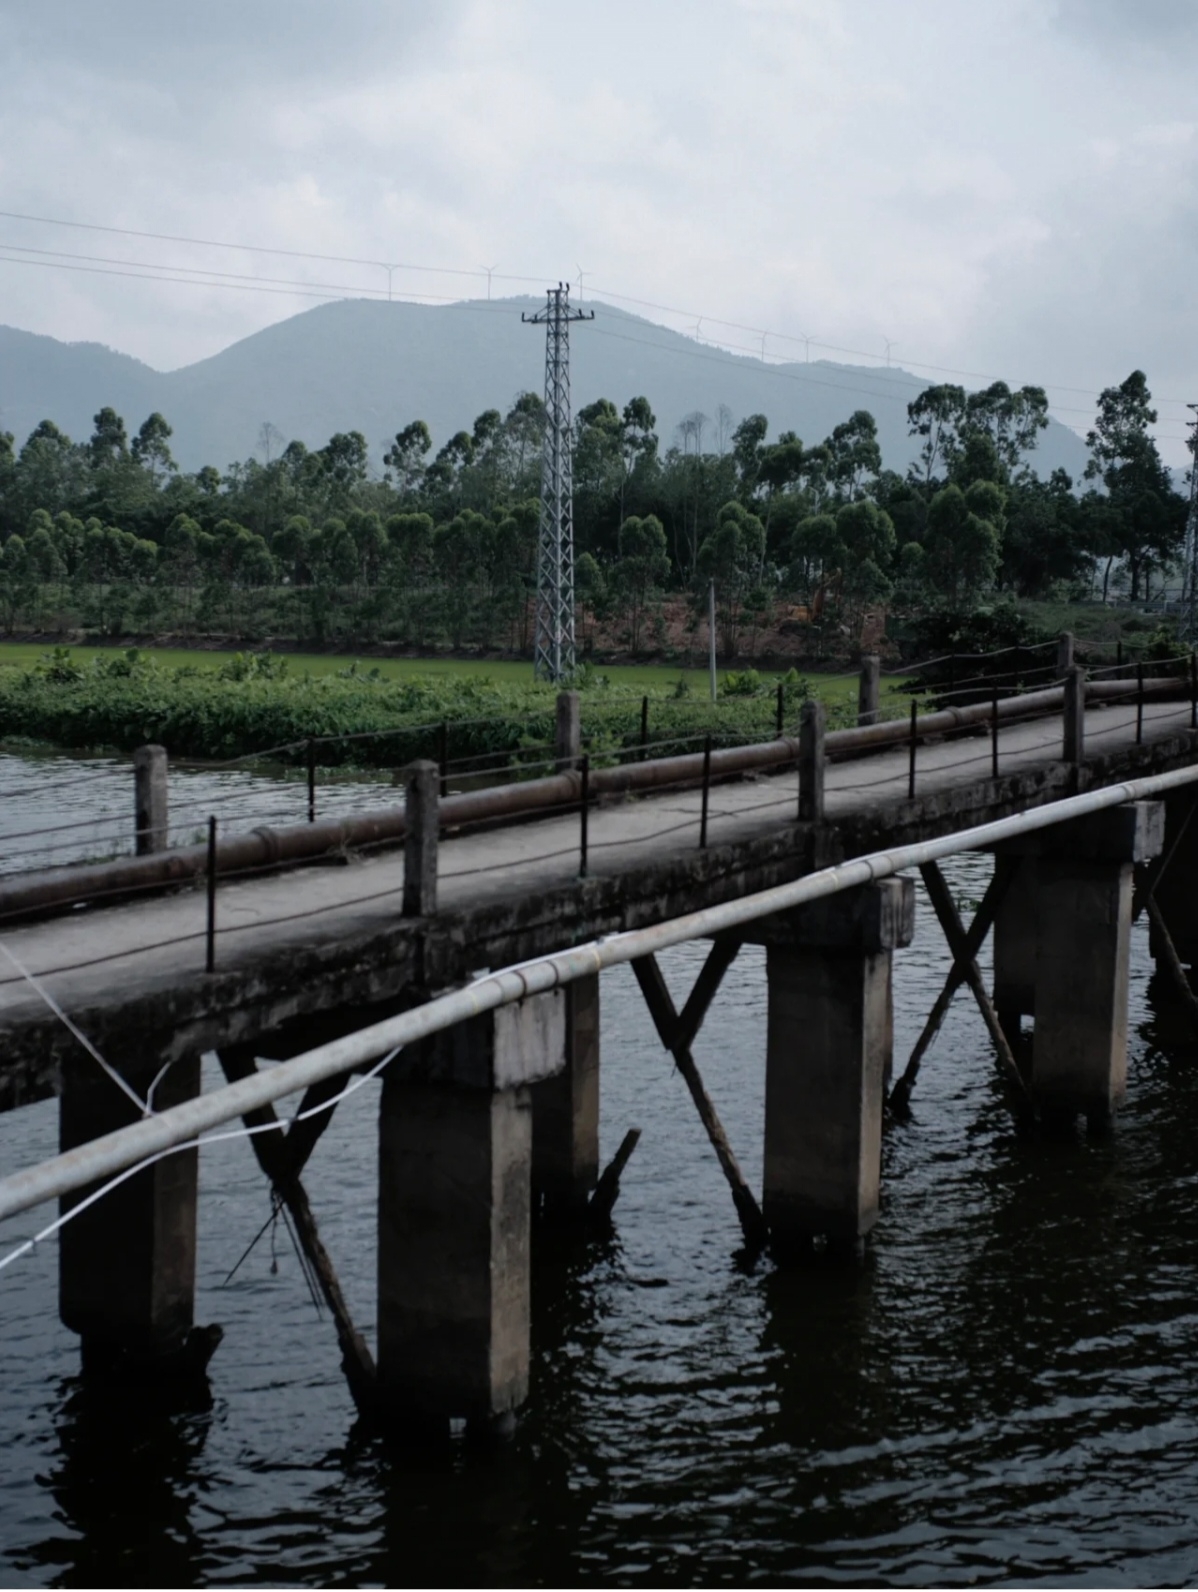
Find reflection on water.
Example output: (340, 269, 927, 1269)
(1, 767, 1198, 1583)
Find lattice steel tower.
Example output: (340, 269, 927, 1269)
(523, 284, 593, 681)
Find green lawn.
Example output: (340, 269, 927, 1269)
(0, 641, 908, 718)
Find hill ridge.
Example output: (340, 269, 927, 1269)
(0, 298, 1090, 479)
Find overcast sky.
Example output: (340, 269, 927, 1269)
(2, 0, 1196, 463)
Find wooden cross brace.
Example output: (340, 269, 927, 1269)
(218, 1047, 377, 1415)
(631, 939, 769, 1253)
(889, 858, 1034, 1124)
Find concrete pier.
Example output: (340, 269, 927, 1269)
(754, 879, 914, 1254)
(992, 855, 1039, 1053)
(59, 1055, 201, 1370)
(1150, 792, 1198, 971)
(377, 992, 565, 1428)
(999, 803, 1163, 1126)
(532, 974, 600, 1215)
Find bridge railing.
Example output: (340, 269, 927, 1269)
(7, 756, 1198, 1233)
(3, 634, 1197, 899)
(0, 644, 1193, 1004)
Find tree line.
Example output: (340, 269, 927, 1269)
(0, 368, 1188, 657)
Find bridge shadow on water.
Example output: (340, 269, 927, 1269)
(13, 1375, 214, 1590)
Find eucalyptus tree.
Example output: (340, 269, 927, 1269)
(1085, 370, 1185, 600)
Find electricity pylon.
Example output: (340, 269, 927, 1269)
(523, 284, 593, 681)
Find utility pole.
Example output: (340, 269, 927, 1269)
(1186, 405, 1198, 643)
(523, 284, 594, 682)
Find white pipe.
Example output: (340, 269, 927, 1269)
(2, 758, 1198, 1225)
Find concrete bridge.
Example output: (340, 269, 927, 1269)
(1, 647, 1198, 1436)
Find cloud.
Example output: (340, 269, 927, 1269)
(0, 0, 1194, 464)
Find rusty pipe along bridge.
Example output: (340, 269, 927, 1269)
(2, 635, 1198, 1433)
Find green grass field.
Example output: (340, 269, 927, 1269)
(0, 640, 908, 717)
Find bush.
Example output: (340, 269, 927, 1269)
(0, 660, 793, 768)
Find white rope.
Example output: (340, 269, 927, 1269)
(0, 939, 148, 1115)
(0, 1045, 400, 1277)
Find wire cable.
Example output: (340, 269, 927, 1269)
(0, 1043, 402, 1276)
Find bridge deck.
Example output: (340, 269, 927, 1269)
(0, 698, 1193, 1107)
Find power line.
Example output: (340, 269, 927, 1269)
(4, 247, 1192, 454)
(3, 204, 1195, 415)
(0, 207, 545, 288)
(584, 282, 1198, 412)
(0, 207, 1193, 444)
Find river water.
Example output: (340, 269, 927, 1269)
(1, 752, 1198, 1586)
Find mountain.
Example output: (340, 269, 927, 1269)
(0, 298, 1091, 480)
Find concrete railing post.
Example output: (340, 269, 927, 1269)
(798, 699, 826, 823)
(857, 654, 881, 728)
(133, 743, 168, 855)
(555, 690, 581, 773)
(1057, 630, 1075, 678)
(1064, 666, 1085, 765)
(402, 760, 439, 917)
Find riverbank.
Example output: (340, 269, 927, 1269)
(0, 645, 907, 766)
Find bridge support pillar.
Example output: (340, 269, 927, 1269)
(532, 973, 600, 1215)
(1000, 802, 1163, 1127)
(1150, 793, 1198, 972)
(377, 991, 565, 1432)
(752, 878, 914, 1256)
(59, 1055, 209, 1375)
(992, 855, 1039, 1052)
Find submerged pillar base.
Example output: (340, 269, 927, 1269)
(377, 991, 565, 1430)
(749, 879, 914, 1258)
(532, 974, 600, 1218)
(59, 1054, 214, 1377)
(997, 802, 1164, 1126)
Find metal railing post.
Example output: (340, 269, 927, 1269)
(699, 735, 712, 848)
(798, 700, 826, 822)
(991, 685, 999, 780)
(580, 753, 590, 876)
(306, 738, 316, 824)
(1136, 663, 1145, 745)
(206, 815, 217, 973)
(908, 699, 918, 800)
(640, 695, 649, 762)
